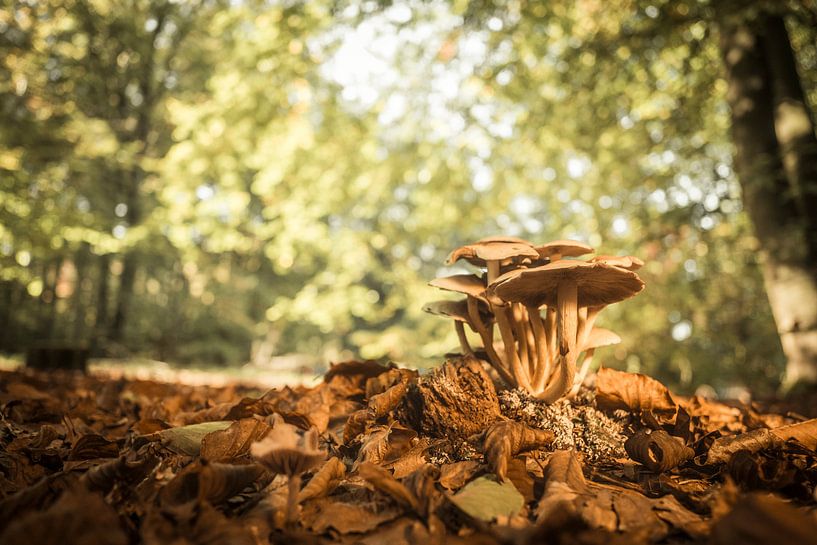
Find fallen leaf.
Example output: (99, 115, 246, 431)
(483, 420, 553, 481)
(68, 434, 120, 461)
(368, 381, 409, 419)
(710, 492, 817, 545)
(200, 418, 271, 461)
(449, 475, 524, 521)
(771, 418, 817, 450)
(154, 421, 234, 456)
(438, 460, 482, 491)
(624, 429, 694, 472)
(707, 428, 783, 465)
(301, 495, 401, 534)
(299, 457, 346, 502)
(359, 462, 420, 512)
(596, 367, 677, 416)
(0, 486, 128, 545)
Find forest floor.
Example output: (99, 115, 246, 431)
(0, 356, 320, 389)
(0, 356, 816, 545)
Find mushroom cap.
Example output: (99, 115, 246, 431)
(429, 274, 487, 301)
(251, 419, 324, 476)
(582, 327, 622, 350)
(488, 260, 644, 308)
(423, 299, 492, 323)
(590, 254, 644, 271)
(476, 235, 534, 245)
(535, 239, 594, 259)
(446, 238, 539, 267)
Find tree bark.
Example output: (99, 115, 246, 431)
(94, 253, 110, 353)
(719, 10, 817, 386)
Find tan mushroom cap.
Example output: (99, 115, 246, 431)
(429, 274, 487, 301)
(422, 299, 473, 322)
(582, 327, 621, 350)
(590, 255, 644, 271)
(477, 235, 534, 245)
(488, 260, 645, 308)
(251, 421, 324, 476)
(447, 238, 539, 267)
(535, 239, 594, 260)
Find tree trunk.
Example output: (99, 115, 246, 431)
(94, 253, 110, 353)
(719, 11, 817, 386)
(73, 243, 89, 341)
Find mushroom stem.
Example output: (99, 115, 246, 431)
(522, 307, 537, 377)
(527, 305, 550, 392)
(487, 261, 531, 391)
(285, 473, 302, 527)
(568, 348, 595, 398)
(455, 321, 475, 357)
(557, 280, 579, 357)
(512, 304, 530, 374)
(466, 296, 504, 370)
(539, 348, 578, 403)
(578, 306, 602, 349)
(544, 307, 557, 364)
(496, 304, 531, 391)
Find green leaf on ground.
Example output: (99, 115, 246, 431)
(450, 475, 524, 521)
(158, 421, 234, 455)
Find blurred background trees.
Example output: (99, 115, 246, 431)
(2, 0, 816, 394)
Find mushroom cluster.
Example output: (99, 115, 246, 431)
(424, 236, 645, 403)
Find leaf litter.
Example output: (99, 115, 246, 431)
(1, 359, 816, 545)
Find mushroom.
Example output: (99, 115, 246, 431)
(569, 327, 621, 398)
(447, 237, 539, 282)
(251, 414, 325, 527)
(428, 274, 504, 371)
(589, 254, 645, 271)
(535, 239, 594, 262)
(446, 238, 540, 392)
(489, 260, 643, 402)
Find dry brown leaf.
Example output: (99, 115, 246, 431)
(681, 395, 744, 433)
(354, 424, 417, 470)
(301, 495, 401, 534)
(727, 450, 797, 490)
(0, 486, 128, 545)
(772, 418, 817, 450)
(624, 429, 694, 472)
(326, 359, 394, 379)
(536, 450, 706, 539)
(596, 367, 677, 415)
(506, 457, 535, 501)
(82, 453, 158, 493)
(368, 381, 409, 419)
(365, 367, 417, 398)
(68, 433, 120, 461)
(200, 418, 271, 462)
(358, 461, 420, 512)
(343, 408, 369, 444)
(710, 493, 817, 545)
(438, 460, 482, 491)
(535, 450, 588, 523)
(483, 420, 554, 482)
(142, 499, 256, 545)
(384, 437, 436, 478)
(353, 518, 432, 545)
(160, 460, 268, 506)
(298, 456, 346, 502)
(707, 428, 783, 465)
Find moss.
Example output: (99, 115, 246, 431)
(498, 388, 627, 463)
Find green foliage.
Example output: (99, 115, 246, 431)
(3, 0, 813, 393)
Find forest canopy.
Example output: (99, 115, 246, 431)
(2, 0, 817, 395)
